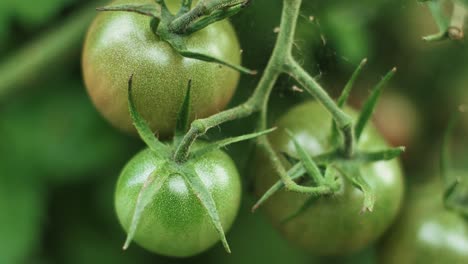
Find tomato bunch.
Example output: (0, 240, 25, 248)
(78, 0, 468, 262)
(82, 0, 246, 258)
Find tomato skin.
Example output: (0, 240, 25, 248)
(115, 144, 242, 257)
(253, 101, 404, 256)
(82, 0, 241, 137)
(379, 177, 468, 264)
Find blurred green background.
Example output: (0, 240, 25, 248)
(0, 0, 467, 263)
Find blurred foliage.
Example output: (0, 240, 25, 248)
(0, 0, 467, 263)
(0, 0, 78, 51)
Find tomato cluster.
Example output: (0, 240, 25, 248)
(79, 0, 468, 262)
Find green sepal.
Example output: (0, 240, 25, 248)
(185, 2, 247, 34)
(159, 32, 256, 75)
(440, 112, 459, 186)
(337, 162, 375, 213)
(127, 75, 170, 158)
(280, 151, 299, 167)
(356, 147, 405, 162)
(180, 165, 231, 253)
(155, 0, 173, 20)
(338, 58, 368, 108)
(440, 111, 468, 216)
(252, 162, 304, 212)
(252, 163, 340, 212)
(177, 0, 193, 15)
(96, 4, 161, 19)
(281, 167, 340, 223)
(355, 67, 396, 141)
(175, 46, 257, 75)
(174, 80, 192, 147)
(330, 58, 368, 144)
(286, 129, 324, 185)
(191, 127, 276, 159)
(422, 0, 450, 42)
(123, 162, 171, 250)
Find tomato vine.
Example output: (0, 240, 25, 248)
(173, 0, 402, 205)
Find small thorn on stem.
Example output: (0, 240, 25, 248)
(273, 27, 280, 33)
(292, 85, 304, 93)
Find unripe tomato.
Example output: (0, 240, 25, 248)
(253, 101, 404, 256)
(82, 0, 241, 137)
(115, 144, 242, 257)
(379, 176, 468, 264)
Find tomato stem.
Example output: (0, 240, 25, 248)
(174, 0, 353, 169)
(422, 0, 466, 41)
(169, 0, 248, 33)
(448, 1, 466, 40)
(284, 58, 355, 157)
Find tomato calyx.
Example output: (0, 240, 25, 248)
(440, 111, 468, 218)
(96, 0, 256, 74)
(123, 75, 272, 253)
(420, 0, 467, 42)
(253, 60, 405, 217)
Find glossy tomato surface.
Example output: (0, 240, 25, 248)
(379, 177, 468, 264)
(82, 0, 241, 137)
(253, 101, 404, 256)
(115, 145, 242, 257)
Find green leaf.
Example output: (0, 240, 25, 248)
(180, 166, 231, 253)
(338, 163, 375, 213)
(191, 128, 276, 158)
(96, 3, 161, 19)
(123, 163, 171, 250)
(355, 67, 396, 140)
(127, 75, 169, 158)
(174, 80, 192, 146)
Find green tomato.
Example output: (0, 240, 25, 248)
(253, 101, 404, 256)
(379, 177, 468, 264)
(115, 143, 242, 257)
(82, 0, 241, 137)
